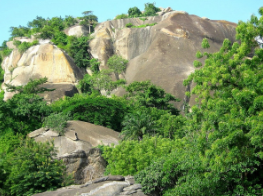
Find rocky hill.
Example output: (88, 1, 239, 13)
(90, 10, 236, 109)
(0, 7, 239, 196)
(1, 9, 236, 110)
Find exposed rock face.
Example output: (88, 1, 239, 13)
(6, 37, 51, 49)
(64, 25, 90, 37)
(89, 11, 236, 109)
(32, 176, 148, 196)
(29, 121, 120, 184)
(39, 83, 79, 103)
(1, 43, 83, 101)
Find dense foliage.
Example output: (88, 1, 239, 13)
(124, 80, 180, 115)
(51, 94, 130, 131)
(103, 136, 175, 176)
(43, 113, 70, 135)
(0, 134, 71, 196)
(2, 4, 262, 196)
(0, 79, 71, 195)
(107, 54, 128, 79)
(2, 13, 98, 69)
(13, 40, 39, 53)
(134, 7, 263, 196)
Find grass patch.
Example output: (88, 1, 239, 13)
(126, 23, 157, 28)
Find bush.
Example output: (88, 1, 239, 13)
(103, 136, 175, 176)
(115, 14, 129, 20)
(125, 23, 133, 28)
(51, 95, 130, 131)
(107, 54, 128, 77)
(43, 113, 70, 135)
(2, 138, 72, 195)
(139, 17, 148, 21)
(17, 40, 39, 53)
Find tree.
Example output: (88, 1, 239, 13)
(89, 69, 126, 94)
(124, 81, 180, 115)
(120, 110, 158, 141)
(3, 138, 71, 195)
(52, 95, 129, 131)
(27, 16, 47, 29)
(0, 78, 53, 135)
(128, 7, 142, 17)
(64, 15, 77, 28)
(68, 36, 91, 68)
(107, 54, 128, 79)
(43, 113, 70, 135)
(157, 113, 186, 139)
(81, 11, 98, 34)
(5, 77, 54, 95)
(143, 3, 161, 16)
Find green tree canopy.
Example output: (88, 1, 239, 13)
(143, 3, 161, 16)
(124, 81, 180, 115)
(120, 110, 158, 141)
(107, 54, 128, 79)
(128, 7, 142, 17)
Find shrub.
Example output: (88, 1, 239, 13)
(43, 113, 70, 135)
(125, 23, 133, 28)
(107, 54, 128, 77)
(139, 17, 148, 21)
(17, 40, 39, 53)
(103, 136, 175, 176)
(4, 138, 72, 195)
(115, 14, 129, 20)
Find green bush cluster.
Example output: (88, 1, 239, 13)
(43, 113, 70, 135)
(51, 94, 129, 131)
(115, 14, 129, 20)
(0, 134, 71, 196)
(13, 40, 39, 53)
(103, 136, 175, 176)
(0, 41, 13, 59)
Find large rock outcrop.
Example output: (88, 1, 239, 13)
(64, 25, 90, 37)
(29, 121, 120, 184)
(89, 11, 236, 109)
(1, 42, 84, 101)
(33, 176, 148, 196)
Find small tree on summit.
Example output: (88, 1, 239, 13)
(128, 7, 142, 17)
(81, 11, 98, 34)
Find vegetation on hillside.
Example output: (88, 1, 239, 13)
(125, 22, 157, 28)
(101, 7, 263, 196)
(115, 2, 161, 19)
(0, 4, 262, 196)
(0, 13, 98, 69)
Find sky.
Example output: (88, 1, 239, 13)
(0, 0, 262, 44)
